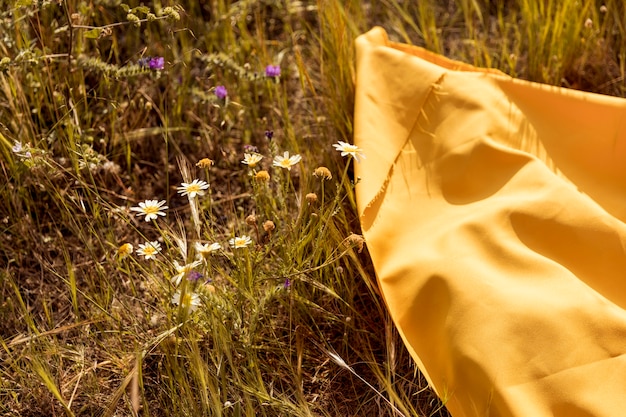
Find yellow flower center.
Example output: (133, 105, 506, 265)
(234, 238, 248, 247)
(181, 293, 192, 306)
(187, 184, 201, 193)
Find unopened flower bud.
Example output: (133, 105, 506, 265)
(306, 193, 318, 204)
(255, 170, 270, 182)
(196, 158, 214, 169)
(263, 220, 275, 232)
(345, 233, 365, 253)
(313, 166, 332, 180)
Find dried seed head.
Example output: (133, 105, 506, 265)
(196, 158, 214, 168)
(245, 214, 257, 225)
(255, 170, 270, 182)
(345, 233, 365, 253)
(306, 193, 318, 204)
(313, 166, 332, 180)
(263, 220, 275, 232)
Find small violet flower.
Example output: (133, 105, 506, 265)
(11, 141, 31, 158)
(243, 144, 259, 153)
(138, 56, 164, 71)
(149, 56, 165, 71)
(265, 65, 281, 78)
(12, 141, 23, 153)
(215, 85, 228, 99)
(187, 271, 204, 282)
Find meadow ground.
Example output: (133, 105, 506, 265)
(1, 0, 624, 416)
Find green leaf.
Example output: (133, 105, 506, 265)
(83, 28, 102, 39)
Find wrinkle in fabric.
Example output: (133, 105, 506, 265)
(354, 27, 626, 417)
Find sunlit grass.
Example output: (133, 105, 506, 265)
(1, 0, 624, 416)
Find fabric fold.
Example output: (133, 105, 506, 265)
(354, 27, 626, 417)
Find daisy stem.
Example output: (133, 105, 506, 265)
(337, 156, 352, 201)
(188, 195, 201, 240)
(244, 248, 253, 292)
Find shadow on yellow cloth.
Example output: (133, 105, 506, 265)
(354, 27, 626, 417)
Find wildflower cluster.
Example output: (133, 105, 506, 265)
(108, 38, 365, 327)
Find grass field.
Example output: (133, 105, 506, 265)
(1, 0, 624, 416)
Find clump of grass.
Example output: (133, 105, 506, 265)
(1, 0, 625, 416)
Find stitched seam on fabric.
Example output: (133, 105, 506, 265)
(360, 72, 447, 231)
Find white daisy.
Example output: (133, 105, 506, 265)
(177, 179, 209, 199)
(332, 141, 366, 163)
(136, 241, 162, 260)
(229, 235, 253, 249)
(272, 151, 302, 171)
(117, 243, 133, 260)
(195, 242, 222, 259)
(130, 199, 168, 222)
(241, 153, 264, 168)
(171, 290, 201, 313)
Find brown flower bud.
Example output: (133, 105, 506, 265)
(345, 233, 365, 253)
(313, 166, 332, 180)
(255, 170, 270, 182)
(196, 158, 214, 168)
(263, 220, 275, 232)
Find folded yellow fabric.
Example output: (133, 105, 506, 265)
(354, 27, 626, 417)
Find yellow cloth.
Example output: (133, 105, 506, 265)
(354, 27, 626, 417)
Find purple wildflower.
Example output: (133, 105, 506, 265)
(264, 130, 274, 140)
(188, 271, 203, 282)
(215, 85, 228, 99)
(265, 65, 281, 78)
(283, 278, 291, 289)
(149, 56, 164, 71)
(11, 141, 24, 153)
(243, 144, 259, 153)
(12, 141, 31, 158)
